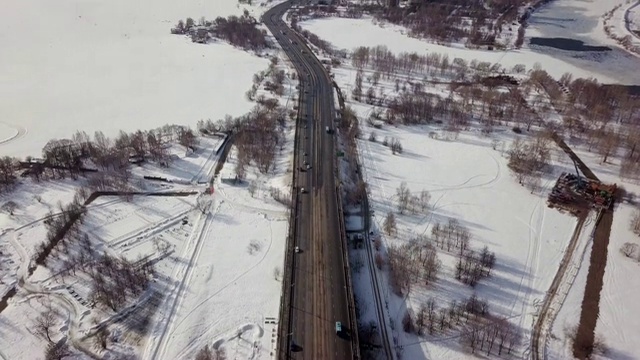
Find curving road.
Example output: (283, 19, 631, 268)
(263, 2, 354, 359)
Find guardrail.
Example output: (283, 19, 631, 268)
(332, 92, 361, 360)
(276, 65, 304, 359)
(336, 185, 361, 360)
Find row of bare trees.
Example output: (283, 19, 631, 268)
(172, 11, 268, 50)
(5, 124, 198, 190)
(87, 253, 153, 311)
(0, 156, 18, 193)
(195, 345, 226, 360)
(233, 102, 285, 178)
(348, 46, 640, 177)
(508, 133, 551, 189)
(45, 208, 154, 312)
(33, 200, 86, 267)
(385, 234, 441, 296)
(375, 0, 527, 47)
(350, 45, 517, 81)
(403, 292, 521, 355)
(395, 182, 430, 215)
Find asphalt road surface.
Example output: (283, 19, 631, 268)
(263, 3, 354, 359)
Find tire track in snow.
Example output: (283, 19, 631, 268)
(145, 198, 221, 360)
(170, 209, 276, 359)
(171, 209, 275, 342)
(190, 142, 219, 184)
(510, 178, 552, 330)
(0, 122, 27, 146)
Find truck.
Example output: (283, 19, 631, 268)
(325, 126, 332, 134)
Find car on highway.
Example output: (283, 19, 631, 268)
(295, 246, 300, 253)
(335, 321, 342, 335)
(300, 187, 307, 193)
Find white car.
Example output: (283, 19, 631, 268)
(295, 246, 300, 253)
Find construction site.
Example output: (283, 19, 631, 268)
(547, 171, 617, 216)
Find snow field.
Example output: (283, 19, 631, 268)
(305, 29, 591, 357)
(0, 195, 197, 359)
(0, 0, 272, 158)
(356, 122, 579, 359)
(142, 45, 298, 359)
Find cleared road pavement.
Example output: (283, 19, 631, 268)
(264, 3, 354, 359)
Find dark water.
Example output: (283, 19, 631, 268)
(529, 37, 612, 52)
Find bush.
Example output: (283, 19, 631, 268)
(368, 131, 377, 142)
(620, 242, 639, 258)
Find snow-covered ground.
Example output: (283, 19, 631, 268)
(0, 0, 272, 158)
(593, 204, 640, 360)
(142, 178, 289, 360)
(0, 0, 304, 356)
(546, 219, 595, 360)
(0, 130, 294, 360)
(296, 7, 640, 357)
(356, 124, 582, 359)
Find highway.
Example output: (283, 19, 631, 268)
(263, 2, 354, 359)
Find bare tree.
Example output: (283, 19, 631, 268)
(420, 243, 441, 285)
(390, 138, 403, 154)
(45, 341, 71, 360)
(415, 304, 428, 335)
(620, 242, 639, 258)
(374, 252, 385, 270)
(195, 345, 214, 360)
(383, 211, 397, 236)
(197, 196, 213, 214)
(402, 311, 415, 334)
(1, 201, 18, 215)
(630, 210, 640, 236)
(248, 180, 257, 197)
(34, 301, 58, 343)
(419, 190, 431, 213)
(95, 326, 109, 350)
(461, 321, 483, 354)
(396, 182, 410, 214)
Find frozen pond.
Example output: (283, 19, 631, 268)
(526, 0, 640, 85)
